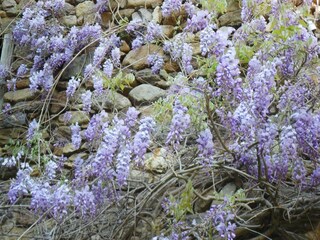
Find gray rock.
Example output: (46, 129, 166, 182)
(152, 6, 162, 23)
(0, 128, 25, 145)
(135, 69, 163, 85)
(4, 89, 40, 103)
(144, 148, 169, 174)
(226, 0, 240, 12)
(92, 90, 132, 111)
(127, 0, 162, 8)
(0, 112, 26, 128)
(138, 8, 153, 22)
(58, 111, 90, 125)
(61, 53, 92, 80)
(2, 0, 18, 17)
(14, 101, 43, 112)
(64, 2, 76, 15)
(75, 1, 95, 17)
(218, 9, 242, 27)
(2, 0, 16, 10)
(54, 143, 79, 156)
(129, 84, 166, 106)
(122, 44, 164, 70)
(61, 15, 77, 27)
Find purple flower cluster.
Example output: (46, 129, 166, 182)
(148, 54, 164, 74)
(74, 186, 96, 217)
(8, 164, 34, 202)
(206, 200, 236, 240)
(27, 119, 39, 143)
(197, 129, 214, 166)
(215, 47, 242, 102)
(45, 160, 58, 180)
(81, 90, 92, 113)
(162, 0, 182, 17)
(127, 20, 162, 50)
(116, 147, 132, 186)
(0, 64, 8, 79)
(1, 151, 23, 168)
(146, 21, 163, 42)
(163, 35, 193, 74)
(185, 10, 210, 33)
(71, 123, 82, 150)
(85, 111, 107, 143)
(200, 25, 234, 58)
(66, 76, 80, 98)
(132, 117, 156, 164)
(166, 100, 191, 148)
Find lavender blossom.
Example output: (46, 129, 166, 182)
(52, 184, 71, 220)
(215, 47, 242, 102)
(125, 107, 140, 128)
(2, 103, 12, 116)
(132, 36, 144, 50)
(30, 183, 52, 214)
(66, 76, 80, 98)
(81, 90, 92, 113)
(96, 0, 109, 13)
(8, 164, 34, 202)
(93, 40, 108, 66)
(166, 100, 191, 148)
(71, 122, 82, 150)
(27, 119, 39, 143)
(185, 10, 210, 32)
(148, 54, 164, 74)
(146, 22, 163, 42)
(132, 117, 156, 164)
(181, 43, 193, 74)
(93, 74, 104, 95)
(0, 64, 8, 78)
(116, 147, 132, 186)
(85, 111, 106, 142)
(111, 47, 121, 66)
(7, 78, 17, 91)
(197, 129, 214, 166)
(206, 200, 236, 240)
(74, 186, 96, 217)
(103, 59, 113, 78)
(45, 160, 58, 180)
(162, 0, 182, 17)
(17, 64, 28, 77)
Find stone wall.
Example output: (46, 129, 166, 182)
(0, 1, 242, 238)
(0, 0, 242, 161)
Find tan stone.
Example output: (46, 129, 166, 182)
(16, 79, 30, 89)
(54, 143, 79, 156)
(4, 89, 39, 103)
(129, 84, 166, 106)
(163, 61, 180, 72)
(152, 6, 162, 23)
(76, 1, 95, 17)
(58, 111, 90, 125)
(122, 44, 164, 70)
(0, 128, 25, 145)
(119, 8, 135, 18)
(145, 148, 170, 174)
(0, 10, 7, 18)
(50, 91, 67, 114)
(120, 41, 130, 53)
(191, 42, 201, 55)
(218, 9, 242, 27)
(61, 15, 77, 27)
(127, 0, 163, 8)
(109, 0, 127, 9)
(161, 25, 174, 38)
